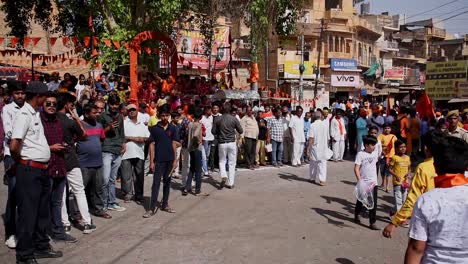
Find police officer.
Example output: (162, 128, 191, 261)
(10, 82, 62, 263)
(2, 80, 26, 249)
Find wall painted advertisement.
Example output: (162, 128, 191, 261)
(331, 73, 360, 87)
(279, 61, 318, 79)
(426, 60, 468, 100)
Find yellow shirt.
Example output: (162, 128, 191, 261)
(391, 158, 436, 226)
(390, 154, 411, 185)
(378, 133, 396, 158)
(147, 116, 160, 127)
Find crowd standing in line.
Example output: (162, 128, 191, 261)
(0, 72, 467, 263)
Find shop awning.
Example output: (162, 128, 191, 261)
(212, 89, 260, 100)
(448, 98, 468, 103)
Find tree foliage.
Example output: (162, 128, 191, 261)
(1, 0, 303, 69)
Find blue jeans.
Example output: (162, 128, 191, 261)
(393, 185, 408, 213)
(102, 152, 122, 209)
(49, 177, 66, 236)
(271, 140, 283, 166)
(201, 145, 208, 173)
(202, 140, 212, 172)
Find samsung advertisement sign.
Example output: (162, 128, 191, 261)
(330, 58, 358, 71)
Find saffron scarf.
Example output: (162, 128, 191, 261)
(336, 118, 343, 135)
(434, 173, 468, 188)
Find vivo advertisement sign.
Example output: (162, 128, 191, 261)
(331, 74, 361, 87)
(330, 58, 358, 71)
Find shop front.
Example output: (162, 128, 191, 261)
(329, 58, 362, 102)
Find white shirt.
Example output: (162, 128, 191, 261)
(354, 150, 379, 185)
(2, 101, 22, 156)
(47, 81, 60, 92)
(201, 114, 214, 141)
(11, 102, 50, 162)
(360, 140, 383, 158)
(122, 118, 150, 160)
(330, 117, 347, 141)
(75, 83, 86, 101)
(308, 119, 331, 161)
(289, 115, 305, 143)
(282, 116, 291, 138)
(409, 184, 468, 264)
(137, 112, 150, 125)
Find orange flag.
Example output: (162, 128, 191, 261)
(31, 37, 41, 48)
(112, 40, 121, 49)
(10, 37, 19, 48)
(103, 39, 112, 47)
(49, 37, 58, 47)
(83, 37, 91, 47)
(62, 37, 69, 46)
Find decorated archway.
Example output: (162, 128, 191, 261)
(129, 30, 178, 101)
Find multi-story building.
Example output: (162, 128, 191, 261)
(259, 0, 382, 108)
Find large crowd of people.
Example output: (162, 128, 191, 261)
(0, 71, 467, 263)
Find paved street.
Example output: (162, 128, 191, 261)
(0, 160, 408, 264)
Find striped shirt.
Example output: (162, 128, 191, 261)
(77, 121, 105, 167)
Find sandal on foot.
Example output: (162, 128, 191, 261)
(143, 210, 155, 218)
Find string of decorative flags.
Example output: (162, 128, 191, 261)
(0, 35, 253, 76)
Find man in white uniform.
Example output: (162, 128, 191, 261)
(11, 82, 63, 263)
(307, 111, 332, 185)
(289, 106, 305, 166)
(330, 109, 347, 162)
(2, 81, 26, 249)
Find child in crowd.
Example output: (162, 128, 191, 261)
(354, 135, 380, 230)
(383, 132, 437, 238)
(405, 133, 468, 263)
(183, 137, 208, 196)
(378, 123, 396, 193)
(256, 118, 268, 166)
(388, 139, 411, 226)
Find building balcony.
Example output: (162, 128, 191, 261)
(327, 51, 353, 60)
(354, 19, 382, 37)
(325, 9, 352, 20)
(324, 23, 353, 34)
(378, 40, 399, 51)
(426, 27, 446, 39)
(296, 22, 321, 37)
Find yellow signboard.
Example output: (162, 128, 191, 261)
(282, 61, 317, 79)
(425, 60, 467, 100)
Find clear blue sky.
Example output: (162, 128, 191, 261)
(369, 0, 468, 36)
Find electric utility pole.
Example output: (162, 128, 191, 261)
(313, 18, 325, 99)
(298, 34, 305, 106)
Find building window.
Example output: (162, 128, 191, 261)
(335, 37, 339, 53)
(329, 36, 333, 52)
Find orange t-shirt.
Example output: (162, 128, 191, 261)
(399, 116, 410, 138)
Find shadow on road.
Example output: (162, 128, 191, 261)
(278, 173, 310, 183)
(311, 207, 354, 228)
(340, 180, 356, 186)
(321, 195, 355, 214)
(336, 257, 356, 264)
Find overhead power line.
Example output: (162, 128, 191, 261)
(400, 0, 459, 21)
(435, 9, 468, 23)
